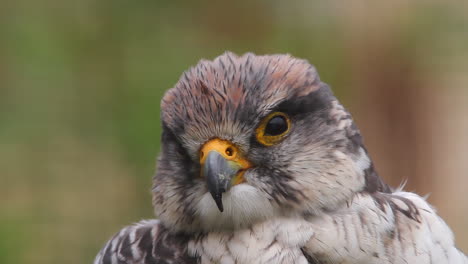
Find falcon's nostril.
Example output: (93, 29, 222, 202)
(225, 147, 234, 157)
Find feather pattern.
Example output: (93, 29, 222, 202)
(95, 192, 467, 264)
(94, 220, 198, 264)
(303, 191, 468, 264)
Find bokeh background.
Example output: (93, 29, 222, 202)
(1, 1, 467, 263)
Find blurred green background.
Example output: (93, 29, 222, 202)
(1, 1, 468, 263)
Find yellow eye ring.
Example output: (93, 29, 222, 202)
(255, 112, 291, 146)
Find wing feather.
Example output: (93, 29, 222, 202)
(302, 192, 468, 264)
(94, 219, 198, 264)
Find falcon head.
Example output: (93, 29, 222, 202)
(153, 52, 389, 233)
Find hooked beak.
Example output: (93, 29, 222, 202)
(200, 139, 252, 212)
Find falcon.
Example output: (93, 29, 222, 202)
(94, 52, 467, 264)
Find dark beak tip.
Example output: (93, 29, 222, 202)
(216, 201, 224, 212)
(211, 193, 224, 212)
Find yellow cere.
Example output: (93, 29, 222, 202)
(199, 138, 252, 184)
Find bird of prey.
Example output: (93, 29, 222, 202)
(94, 52, 467, 264)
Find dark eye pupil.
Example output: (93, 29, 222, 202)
(265, 116, 288, 136)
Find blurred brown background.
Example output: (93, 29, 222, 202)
(1, 1, 467, 263)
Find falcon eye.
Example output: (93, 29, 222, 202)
(265, 116, 288, 136)
(255, 112, 291, 146)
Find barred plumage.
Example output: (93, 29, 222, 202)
(94, 220, 197, 264)
(95, 191, 467, 264)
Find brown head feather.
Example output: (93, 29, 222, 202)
(161, 52, 322, 155)
(153, 52, 390, 233)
